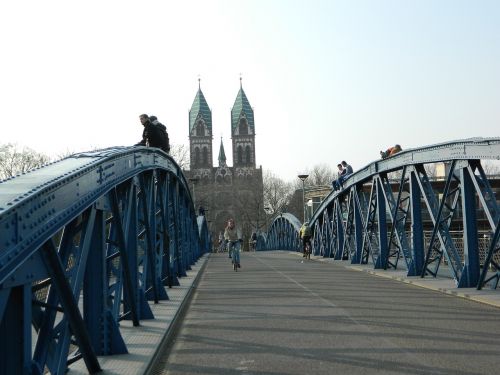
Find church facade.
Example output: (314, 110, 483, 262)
(183, 81, 264, 247)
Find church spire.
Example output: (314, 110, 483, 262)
(218, 137, 227, 167)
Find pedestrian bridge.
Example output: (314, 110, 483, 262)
(0, 138, 499, 374)
(261, 138, 500, 290)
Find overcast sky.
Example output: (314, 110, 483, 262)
(1, 0, 499, 182)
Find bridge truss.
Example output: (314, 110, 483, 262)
(0, 147, 210, 374)
(262, 138, 500, 290)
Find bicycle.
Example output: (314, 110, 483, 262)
(228, 240, 241, 271)
(304, 240, 311, 260)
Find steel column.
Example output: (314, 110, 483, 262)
(458, 167, 480, 287)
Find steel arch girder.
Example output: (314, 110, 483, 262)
(0, 148, 203, 375)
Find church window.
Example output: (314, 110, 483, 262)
(245, 145, 252, 165)
(239, 118, 248, 135)
(196, 121, 204, 136)
(194, 147, 200, 167)
(237, 145, 243, 165)
(202, 147, 208, 166)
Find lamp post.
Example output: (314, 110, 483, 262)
(263, 206, 271, 232)
(298, 174, 309, 223)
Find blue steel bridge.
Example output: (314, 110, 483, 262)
(263, 138, 500, 289)
(0, 138, 499, 374)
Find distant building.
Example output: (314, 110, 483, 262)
(184, 79, 264, 248)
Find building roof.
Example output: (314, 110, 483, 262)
(231, 81, 254, 133)
(189, 85, 212, 134)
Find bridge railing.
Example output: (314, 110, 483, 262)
(260, 138, 500, 290)
(0, 146, 210, 375)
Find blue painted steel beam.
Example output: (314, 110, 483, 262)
(478, 218, 500, 289)
(309, 138, 500, 226)
(41, 239, 101, 373)
(409, 170, 425, 275)
(458, 167, 480, 287)
(352, 188, 364, 264)
(0, 147, 209, 374)
(375, 177, 388, 268)
(110, 188, 141, 326)
(263, 138, 500, 290)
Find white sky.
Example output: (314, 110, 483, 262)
(1, 0, 499, 182)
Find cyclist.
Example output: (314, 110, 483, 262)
(250, 231, 257, 251)
(299, 221, 312, 258)
(224, 218, 242, 269)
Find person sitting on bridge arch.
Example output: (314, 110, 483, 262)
(334, 161, 353, 190)
(380, 144, 402, 159)
(332, 163, 345, 191)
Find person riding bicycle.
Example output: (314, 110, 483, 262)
(224, 218, 242, 268)
(250, 231, 257, 251)
(299, 221, 312, 258)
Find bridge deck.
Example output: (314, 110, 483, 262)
(152, 251, 500, 375)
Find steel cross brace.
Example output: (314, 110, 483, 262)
(332, 201, 344, 260)
(361, 179, 378, 265)
(378, 171, 414, 274)
(40, 239, 101, 374)
(477, 217, 500, 289)
(342, 191, 356, 262)
(417, 163, 463, 283)
(352, 187, 366, 265)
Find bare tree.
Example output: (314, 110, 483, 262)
(283, 188, 303, 221)
(482, 160, 500, 176)
(305, 163, 335, 186)
(170, 143, 189, 169)
(231, 190, 266, 242)
(0, 143, 50, 180)
(424, 163, 436, 178)
(263, 170, 293, 215)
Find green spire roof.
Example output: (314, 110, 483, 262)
(189, 86, 212, 134)
(218, 138, 226, 166)
(231, 83, 254, 132)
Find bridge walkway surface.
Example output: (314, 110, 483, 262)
(150, 251, 500, 375)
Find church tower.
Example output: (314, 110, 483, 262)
(231, 78, 256, 171)
(189, 79, 213, 171)
(184, 78, 263, 248)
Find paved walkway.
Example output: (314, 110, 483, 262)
(151, 251, 500, 375)
(68, 251, 500, 374)
(312, 254, 500, 309)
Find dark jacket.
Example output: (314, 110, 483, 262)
(137, 121, 167, 151)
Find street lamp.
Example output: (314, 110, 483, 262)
(298, 174, 309, 223)
(263, 206, 271, 234)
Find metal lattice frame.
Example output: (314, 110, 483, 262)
(265, 213, 302, 251)
(262, 138, 500, 290)
(0, 147, 210, 375)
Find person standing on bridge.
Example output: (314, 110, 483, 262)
(135, 114, 169, 153)
(224, 218, 242, 269)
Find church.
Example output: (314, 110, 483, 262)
(183, 79, 264, 248)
